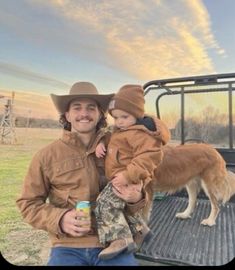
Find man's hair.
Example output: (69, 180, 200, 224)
(59, 105, 108, 131)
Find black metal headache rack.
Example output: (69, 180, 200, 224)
(143, 72, 235, 171)
(134, 73, 235, 266)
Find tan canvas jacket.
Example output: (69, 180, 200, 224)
(105, 115, 171, 187)
(16, 129, 146, 248)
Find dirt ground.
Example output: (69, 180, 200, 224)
(1, 225, 165, 266)
(2, 225, 50, 266)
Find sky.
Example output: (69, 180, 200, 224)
(0, 0, 234, 120)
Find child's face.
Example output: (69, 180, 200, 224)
(111, 109, 137, 130)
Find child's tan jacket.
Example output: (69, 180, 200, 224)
(105, 116, 170, 188)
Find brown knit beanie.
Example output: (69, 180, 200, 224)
(108, 84, 145, 118)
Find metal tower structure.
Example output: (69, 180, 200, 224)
(0, 92, 17, 144)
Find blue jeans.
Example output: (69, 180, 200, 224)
(47, 247, 138, 266)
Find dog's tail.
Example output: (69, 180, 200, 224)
(225, 170, 235, 203)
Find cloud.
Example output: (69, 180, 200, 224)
(0, 61, 70, 89)
(4, 0, 226, 80)
(38, 0, 225, 78)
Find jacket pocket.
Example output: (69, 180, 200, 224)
(114, 149, 121, 164)
(53, 157, 84, 176)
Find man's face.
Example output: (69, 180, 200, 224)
(65, 98, 101, 134)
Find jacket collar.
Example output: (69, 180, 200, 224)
(61, 129, 106, 154)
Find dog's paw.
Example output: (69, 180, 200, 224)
(200, 219, 216, 226)
(175, 212, 191, 219)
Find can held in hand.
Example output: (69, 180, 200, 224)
(76, 201, 90, 221)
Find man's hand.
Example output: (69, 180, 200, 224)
(112, 181, 143, 203)
(112, 172, 128, 187)
(59, 209, 91, 237)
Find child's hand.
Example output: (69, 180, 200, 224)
(112, 172, 128, 187)
(95, 142, 106, 158)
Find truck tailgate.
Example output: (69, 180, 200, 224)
(135, 195, 235, 266)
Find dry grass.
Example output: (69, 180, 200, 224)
(0, 128, 61, 266)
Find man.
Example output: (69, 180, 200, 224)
(16, 82, 146, 266)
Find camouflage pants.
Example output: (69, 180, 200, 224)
(94, 182, 145, 246)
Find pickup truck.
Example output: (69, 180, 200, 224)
(135, 73, 235, 266)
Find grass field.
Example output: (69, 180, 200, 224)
(0, 128, 61, 265)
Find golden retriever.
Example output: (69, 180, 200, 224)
(144, 143, 235, 226)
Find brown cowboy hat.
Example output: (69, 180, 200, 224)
(51, 81, 114, 114)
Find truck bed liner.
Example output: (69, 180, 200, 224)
(135, 196, 235, 266)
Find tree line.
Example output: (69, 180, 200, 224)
(171, 107, 234, 144)
(14, 116, 61, 129)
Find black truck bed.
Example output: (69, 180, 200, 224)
(139, 73, 235, 266)
(135, 195, 235, 266)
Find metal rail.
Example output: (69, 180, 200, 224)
(143, 73, 235, 149)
